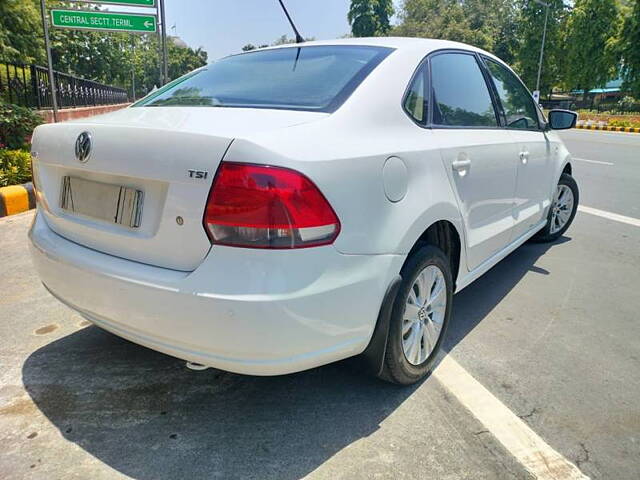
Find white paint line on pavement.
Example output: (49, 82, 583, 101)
(433, 355, 589, 480)
(573, 157, 614, 166)
(578, 205, 640, 227)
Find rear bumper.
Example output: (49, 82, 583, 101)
(29, 211, 404, 375)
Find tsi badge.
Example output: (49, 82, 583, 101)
(187, 169, 209, 180)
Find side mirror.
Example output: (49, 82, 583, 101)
(547, 109, 578, 130)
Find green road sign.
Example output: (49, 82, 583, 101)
(51, 9, 157, 34)
(69, 0, 156, 6)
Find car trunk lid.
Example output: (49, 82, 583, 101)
(31, 106, 326, 271)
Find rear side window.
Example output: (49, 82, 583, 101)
(136, 45, 393, 113)
(430, 53, 498, 128)
(404, 66, 427, 123)
(484, 59, 540, 130)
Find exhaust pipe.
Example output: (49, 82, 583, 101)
(185, 361, 209, 371)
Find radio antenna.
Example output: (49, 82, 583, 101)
(277, 0, 305, 44)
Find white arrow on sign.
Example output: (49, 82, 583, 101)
(144, 20, 153, 28)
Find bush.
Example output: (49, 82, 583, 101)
(0, 102, 43, 150)
(608, 118, 640, 128)
(0, 149, 32, 187)
(616, 96, 640, 114)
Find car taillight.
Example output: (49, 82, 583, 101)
(204, 162, 340, 249)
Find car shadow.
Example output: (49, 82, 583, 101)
(21, 236, 570, 480)
(444, 236, 570, 351)
(22, 326, 418, 480)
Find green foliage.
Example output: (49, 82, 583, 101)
(0, 1, 207, 99)
(393, 0, 518, 56)
(607, 118, 640, 127)
(0, 0, 43, 64)
(564, 0, 620, 98)
(0, 102, 43, 150)
(271, 35, 315, 45)
(619, 0, 640, 97)
(513, 0, 568, 95)
(348, 0, 394, 37)
(616, 95, 640, 112)
(0, 149, 32, 187)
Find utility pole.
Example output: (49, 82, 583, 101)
(533, 0, 550, 103)
(156, 18, 163, 86)
(160, 0, 169, 84)
(131, 38, 136, 102)
(39, 0, 58, 122)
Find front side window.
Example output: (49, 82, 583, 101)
(136, 46, 392, 113)
(404, 66, 427, 123)
(484, 59, 540, 130)
(430, 53, 498, 128)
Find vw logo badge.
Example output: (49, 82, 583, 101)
(75, 131, 92, 163)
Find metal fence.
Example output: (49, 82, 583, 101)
(0, 63, 128, 110)
(541, 94, 640, 114)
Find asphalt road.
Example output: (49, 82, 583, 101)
(1, 129, 638, 479)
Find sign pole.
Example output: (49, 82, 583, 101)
(156, 19, 163, 86)
(160, 0, 168, 85)
(131, 38, 136, 101)
(40, 0, 59, 122)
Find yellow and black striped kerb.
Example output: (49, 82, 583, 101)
(0, 183, 36, 217)
(576, 125, 640, 133)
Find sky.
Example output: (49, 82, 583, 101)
(111, 0, 402, 61)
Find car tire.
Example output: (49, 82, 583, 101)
(530, 173, 579, 243)
(379, 245, 453, 385)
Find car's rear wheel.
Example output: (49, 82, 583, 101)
(379, 245, 453, 385)
(531, 173, 579, 243)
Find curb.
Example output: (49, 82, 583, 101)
(576, 125, 640, 133)
(0, 183, 36, 218)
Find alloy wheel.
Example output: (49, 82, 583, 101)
(402, 265, 447, 366)
(550, 184, 574, 234)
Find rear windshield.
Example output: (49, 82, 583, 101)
(136, 45, 393, 112)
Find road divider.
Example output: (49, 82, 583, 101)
(576, 125, 639, 133)
(0, 183, 35, 217)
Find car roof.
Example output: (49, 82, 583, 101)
(259, 37, 500, 61)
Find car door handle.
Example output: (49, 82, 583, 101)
(452, 158, 471, 172)
(519, 151, 530, 164)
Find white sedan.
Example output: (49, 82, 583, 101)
(29, 38, 578, 384)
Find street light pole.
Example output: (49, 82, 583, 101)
(534, 0, 550, 101)
(160, 0, 168, 85)
(39, 0, 58, 122)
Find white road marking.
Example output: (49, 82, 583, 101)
(578, 205, 640, 227)
(573, 157, 614, 166)
(433, 355, 589, 480)
(566, 129, 635, 138)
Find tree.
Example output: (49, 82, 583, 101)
(392, 0, 517, 54)
(271, 35, 314, 45)
(619, 0, 640, 97)
(564, 0, 620, 99)
(513, 0, 568, 96)
(348, 0, 394, 37)
(0, 0, 206, 99)
(0, 0, 44, 63)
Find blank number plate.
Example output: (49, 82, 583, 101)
(60, 176, 144, 228)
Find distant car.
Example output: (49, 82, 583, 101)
(29, 38, 579, 385)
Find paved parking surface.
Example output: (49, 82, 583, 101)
(1, 129, 638, 479)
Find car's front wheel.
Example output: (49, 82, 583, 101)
(531, 173, 579, 243)
(379, 245, 453, 385)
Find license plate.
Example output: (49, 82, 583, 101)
(60, 176, 144, 228)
